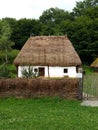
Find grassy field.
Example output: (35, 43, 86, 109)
(0, 97, 98, 130)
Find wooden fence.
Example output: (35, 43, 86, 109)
(0, 78, 80, 99)
(83, 75, 98, 100)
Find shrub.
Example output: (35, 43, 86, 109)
(21, 66, 38, 78)
(0, 64, 10, 78)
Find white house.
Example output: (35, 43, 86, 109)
(14, 36, 82, 78)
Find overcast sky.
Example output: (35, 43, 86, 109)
(0, 0, 82, 20)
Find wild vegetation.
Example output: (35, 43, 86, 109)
(0, 0, 98, 77)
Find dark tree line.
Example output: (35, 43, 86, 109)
(0, 0, 98, 68)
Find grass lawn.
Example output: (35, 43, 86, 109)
(0, 97, 98, 130)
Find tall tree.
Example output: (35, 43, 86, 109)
(0, 20, 15, 77)
(39, 7, 73, 35)
(11, 18, 41, 49)
(40, 7, 73, 24)
(73, 0, 98, 16)
(0, 20, 14, 64)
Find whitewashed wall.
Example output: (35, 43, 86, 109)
(18, 66, 80, 78)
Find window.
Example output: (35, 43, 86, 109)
(64, 68, 68, 73)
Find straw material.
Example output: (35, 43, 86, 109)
(91, 58, 98, 68)
(14, 36, 82, 67)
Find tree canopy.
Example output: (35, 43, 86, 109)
(0, 0, 98, 69)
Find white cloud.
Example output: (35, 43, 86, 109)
(0, 0, 82, 20)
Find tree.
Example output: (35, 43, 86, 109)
(73, 0, 98, 16)
(85, 6, 98, 19)
(67, 15, 98, 64)
(12, 18, 41, 50)
(0, 20, 14, 64)
(39, 7, 73, 35)
(0, 20, 14, 77)
(40, 7, 73, 24)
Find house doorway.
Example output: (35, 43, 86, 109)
(39, 68, 45, 76)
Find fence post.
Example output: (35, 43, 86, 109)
(78, 77, 83, 100)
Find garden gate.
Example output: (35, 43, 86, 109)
(83, 75, 98, 100)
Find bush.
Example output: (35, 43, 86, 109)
(0, 64, 16, 78)
(0, 64, 10, 78)
(21, 66, 38, 78)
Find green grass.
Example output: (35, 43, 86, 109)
(0, 97, 98, 130)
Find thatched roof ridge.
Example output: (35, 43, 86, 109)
(14, 36, 82, 67)
(91, 58, 98, 68)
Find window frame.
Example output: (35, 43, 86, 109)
(63, 68, 68, 73)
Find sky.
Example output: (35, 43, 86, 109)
(0, 0, 82, 20)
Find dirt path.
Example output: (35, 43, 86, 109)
(81, 100, 98, 107)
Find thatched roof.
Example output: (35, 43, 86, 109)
(14, 36, 82, 67)
(91, 58, 98, 68)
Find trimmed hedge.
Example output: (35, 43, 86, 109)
(0, 78, 80, 99)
